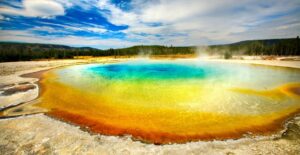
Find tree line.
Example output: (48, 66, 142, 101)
(0, 43, 195, 62)
(208, 37, 300, 56)
(0, 37, 299, 62)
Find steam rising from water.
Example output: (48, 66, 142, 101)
(137, 47, 152, 58)
(195, 46, 210, 59)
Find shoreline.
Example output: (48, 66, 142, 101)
(1, 58, 300, 154)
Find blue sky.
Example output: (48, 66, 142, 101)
(0, 0, 299, 49)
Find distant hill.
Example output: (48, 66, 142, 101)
(208, 37, 300, 56)
(0, 37, 299, 62)
(230, 38, 295, 46)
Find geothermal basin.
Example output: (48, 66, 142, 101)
(35, 60, 300, 144)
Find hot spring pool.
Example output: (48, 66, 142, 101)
(37, 60, 300, 144)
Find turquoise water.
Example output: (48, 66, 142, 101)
(87, 62, 220, 80)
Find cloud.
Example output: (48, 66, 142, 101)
(29, 26, 72, 34)
(95, 0, 300, 45)
(34, 22, 108, 34)
(0, 0, 299, 48)
(0, 0, 65, 18)
(276, 22, 300, 30)
(85, 27, 107, 33)
(0, 30, 136, 49)
(139, 0, 229, 23)
(54, 0, 99, 10)
(97, 0, 138, 26)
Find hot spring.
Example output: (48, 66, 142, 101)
(36, 60, 300, 144)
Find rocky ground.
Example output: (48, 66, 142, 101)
(0, 57, 300, 155)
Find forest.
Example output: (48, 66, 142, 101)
(0, 37, 299, 62)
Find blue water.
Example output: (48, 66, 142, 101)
(87, 62, 219, 81)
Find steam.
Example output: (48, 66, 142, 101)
(195, 45, 249, 60)
(137, 47, 152, 59)
(195, 46, 209, 59)
(195, 46, 222, 59)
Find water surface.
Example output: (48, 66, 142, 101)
(37, 60, 300, 144)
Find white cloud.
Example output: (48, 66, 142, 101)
(86, 27, 107, 33)
(30, 26, 57, 32)
(1, 0, 300, 47)
(30, 26, 72, 34)
(32, 22, 108, 34)
(96, 0, 300, 45)
(276, 22, 300, 30)
(0, 0, 65, 18)
(139, 0, 230, 23)
(98, 0, 138, 26)
(0, 30, 136, 49)
(54, 0, 99, 10)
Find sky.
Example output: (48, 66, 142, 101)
(0, 0, 299, 49)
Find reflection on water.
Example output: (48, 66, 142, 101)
(37, 60, 300, 144)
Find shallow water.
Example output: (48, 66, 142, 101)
(36, 60, 300, 144)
